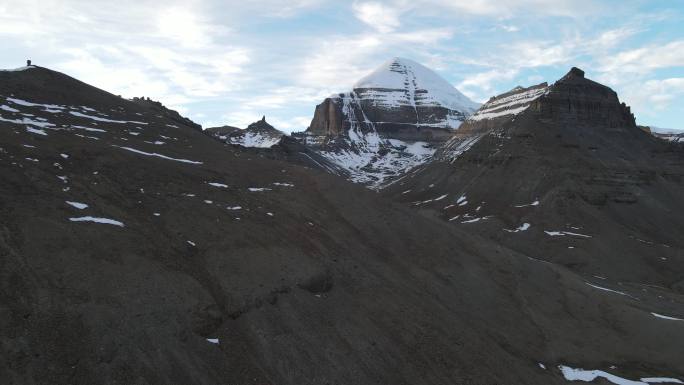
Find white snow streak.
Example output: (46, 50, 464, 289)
(545, 230, 591, 238)
(69, 216, 124, 227)
(65, 201, 88, 210)
(69, 111, 147, 124)
(514, 200, 540, 208)
(585, 283, 628, 296)
(114, 146, 203, 164)
(651, 312, 683, 321)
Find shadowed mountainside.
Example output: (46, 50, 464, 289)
(1, 66, 683, 385)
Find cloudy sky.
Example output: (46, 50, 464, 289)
(0, 0, 682, 132)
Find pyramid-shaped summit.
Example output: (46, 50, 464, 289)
(305, 57, 479, 143)
(353, 57, 480, 112)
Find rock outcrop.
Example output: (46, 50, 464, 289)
(204, 125, 241, 137)
(437, 67, 639, 162)
(536, 67, 636, 131)
(131, 96, 202, 131)
(206, 116, 285, 148)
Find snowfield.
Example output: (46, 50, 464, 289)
(228, 131, 281, 148)
(318, 128, 437, 188)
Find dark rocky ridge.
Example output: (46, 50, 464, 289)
(204, 124, 240, 137)
(386, 67, 684, 290)
(537, 67, 636, 132)
(131, 96, 202, 131)
(436, 82, 549, 162)
(1, 66, 683, 384)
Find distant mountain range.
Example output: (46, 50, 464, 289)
(645, 126, 684, 143)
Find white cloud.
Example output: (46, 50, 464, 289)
(590, 27, 639, 51)
(504, 40, 576, 68)
(621, 77, 684, 117)
(252, 0, 323, 17)
(501, 25, 520, 32)
(239, 87, 332, 110)
(599, 40, 684, 74)
(296, 35, 384, 91)
(352, 2, 402, 33)
(295, 27, 455, 93)
(156, 7, 218, 48)
(414, 0, 602, 17)
(0, 0, 252, 110)
(452, 25, 646, 103)
(269, 116, 312, 132)
(457, 69, 519, 102)
(392, 28, 454, 43)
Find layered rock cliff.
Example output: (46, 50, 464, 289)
(305, 57, 479, 142)
(437, 67, 638, 162)
(296, 58, 478, 188)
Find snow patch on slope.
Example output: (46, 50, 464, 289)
(228, 131, 282, 148)
(69, 216, 124, 227)
(469, 84, 548, 122)
(559, 365, 682, 384)
(318, 128, 436, 188)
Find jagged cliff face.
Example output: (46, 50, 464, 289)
(307, 98, 345, 137)
(297, 58, 479, 188)
(536, 67, 636, 132)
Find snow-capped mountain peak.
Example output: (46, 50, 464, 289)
(353, 57, 480, 112)
(299, 57, 481, 188)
